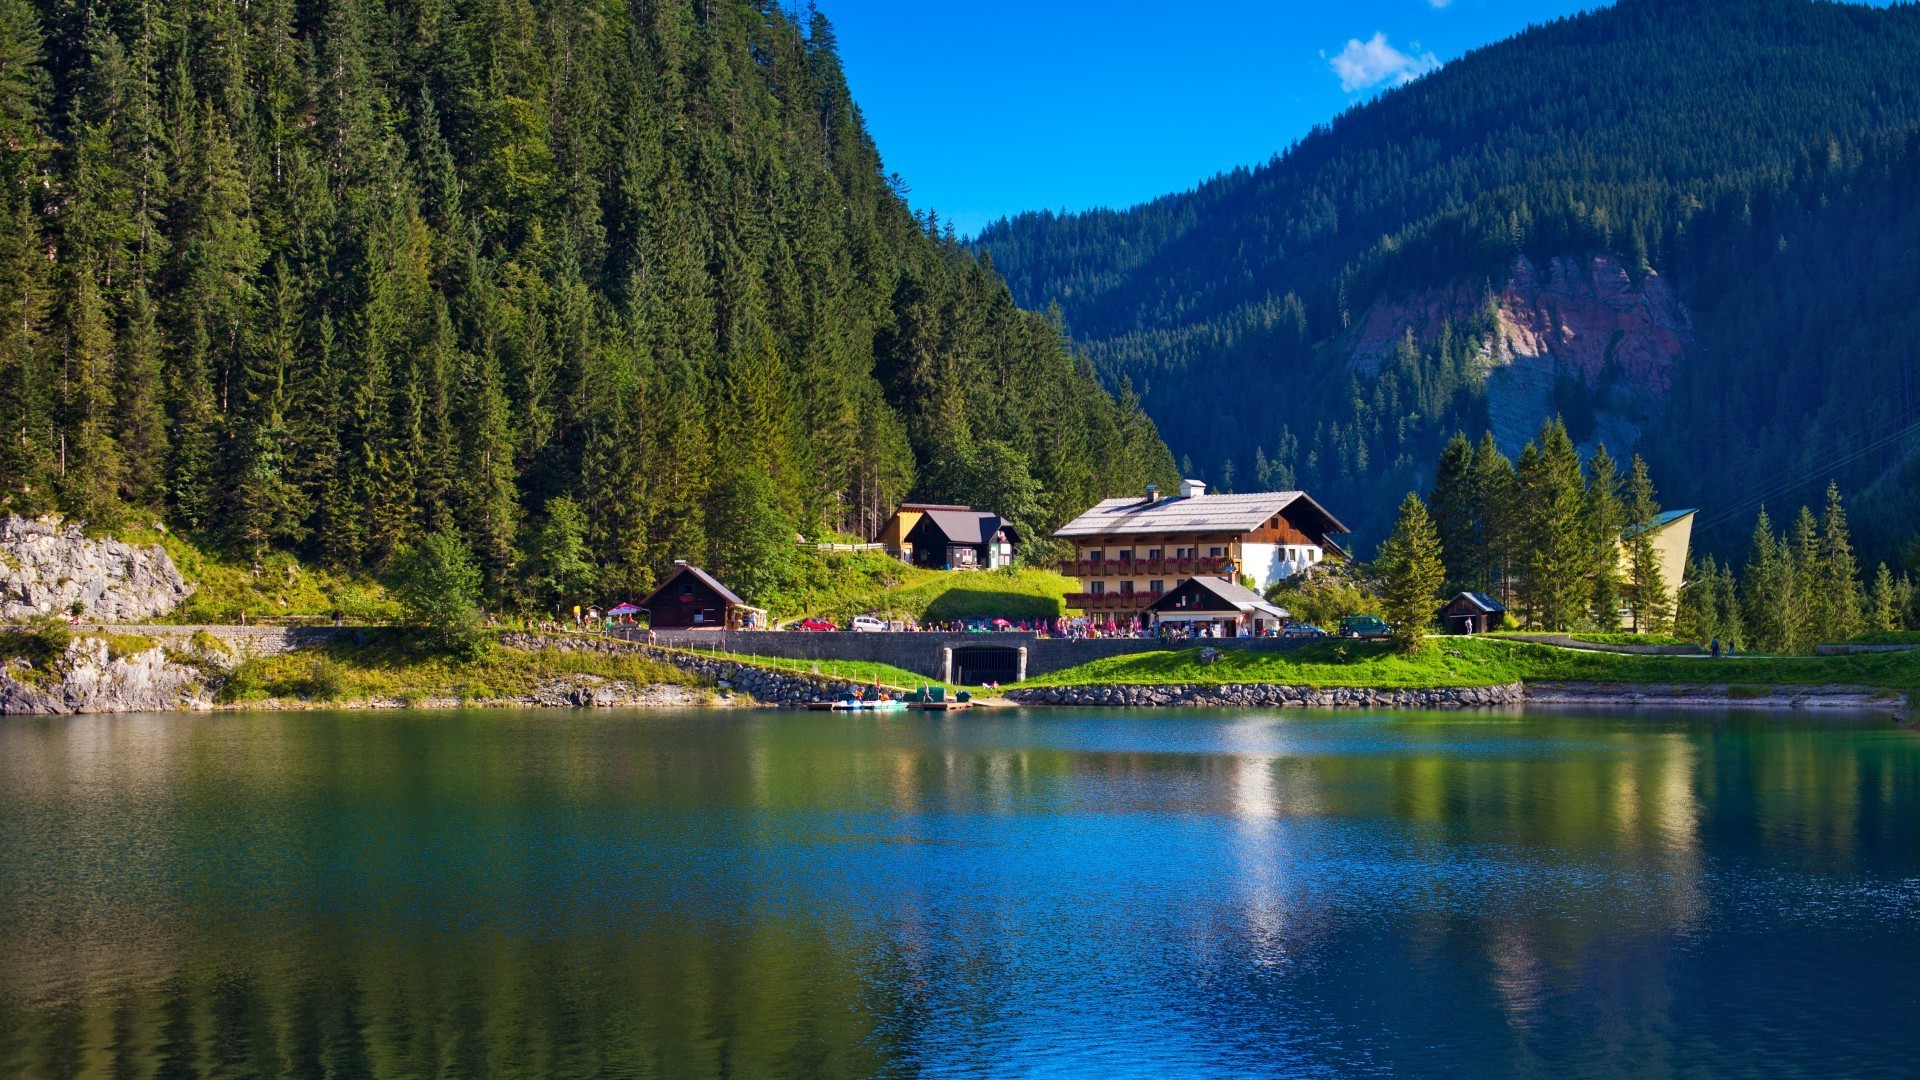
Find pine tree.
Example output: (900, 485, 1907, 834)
(528, 495, 597, 610)
(1742, 509, 1787, 653)
(58, 266, 120, 520)
(1621, 454, 1668, 633)
(1787, 505, 1822, 652)
(1675, 554, 1715, 644)
(1514, 419, 1587, 630)
(1816, 482, 1862, 644)
(1869, 563, 1900, 633)
(1470, 430, 1516, 600)
(1428, 432, 1476, 587)
(1376, 491, 1447, 653)
(1585, 444, 1626, 630)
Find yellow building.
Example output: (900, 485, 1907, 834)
(1618, 508, 1695, 613)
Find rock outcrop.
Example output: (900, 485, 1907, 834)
(0, 517, 193, 622)
(0, 637, 213, 714)
(1348, 253, 1694, 455)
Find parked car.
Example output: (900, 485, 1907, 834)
(1281, 623, 1328, 639)
(850, 616, 887, 633)
(1339, 615, 1393, 641)
(793, 617, 837, 632)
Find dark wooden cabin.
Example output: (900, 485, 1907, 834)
(638, 562, 761, 629)
(1442, 592, 1507, 635)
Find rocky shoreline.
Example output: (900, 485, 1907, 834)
(0, 631, 873, 715)
(1004, 682, 1526, 710)
(1005, 679, 1912, 718)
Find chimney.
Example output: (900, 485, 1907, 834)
(674, 559, 687, 567)
(1144, 483, 1160, 504)
(1179, 478, 1207, 499)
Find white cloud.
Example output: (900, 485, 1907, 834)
(1325, 32, 1441, 93)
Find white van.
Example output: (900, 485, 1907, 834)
(850, 616, 887, 633)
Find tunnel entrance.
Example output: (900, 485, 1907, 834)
(950, 646, 1020, 686)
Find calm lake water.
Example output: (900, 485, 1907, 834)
(1, 707, 1917, 1078)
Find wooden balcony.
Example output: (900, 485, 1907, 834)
(1064, 590, 1164, 611)
(1059, 557, 1233, 578)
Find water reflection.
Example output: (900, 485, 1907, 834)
(0, 708, 1916, 1077)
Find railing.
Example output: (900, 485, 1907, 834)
(1064, 590, 1163, 610)
(1060, 557, 1233, 577)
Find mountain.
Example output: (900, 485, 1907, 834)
(974, 0, 1920, 565)
(0, 0, 1174, 604)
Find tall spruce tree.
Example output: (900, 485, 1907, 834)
(1376, 491, 1447, 652)
(1621, 454, 1668, 633)
(1514, 419, 1587, 630)
(1585, 444, 1626, 630)
(1816, 482, 1863, 644)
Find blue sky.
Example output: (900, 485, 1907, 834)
(818, 0, 1610, 235)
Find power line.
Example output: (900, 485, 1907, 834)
(1694, 408, 1920, 532)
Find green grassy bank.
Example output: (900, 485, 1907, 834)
(1015, 637, 1920, 693)
(777, 553, 1077, 624)
(219, 635, 699, 706)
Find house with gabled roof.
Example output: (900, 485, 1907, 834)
(1052, 479, 1350, 618)
(636, 561, 767, 630)
(1145, 575, 1293, 637)
(877, 503, 1018, 570)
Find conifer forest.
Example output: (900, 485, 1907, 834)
(0, 0, 1175, 602)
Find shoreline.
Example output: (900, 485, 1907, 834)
(1006, 679, 1911, 719)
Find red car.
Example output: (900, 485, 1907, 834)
(793, 617, 837, 632)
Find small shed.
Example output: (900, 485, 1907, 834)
(637, 562, 766, 630)
(1442, 592, 1507, 635)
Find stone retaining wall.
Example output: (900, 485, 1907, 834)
(501, 633, 866, 705)
(642, 628, 1306, 682)
(1005, 682, 1525, 709)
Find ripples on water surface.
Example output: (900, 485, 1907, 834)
(1, 707, 1917, 1077)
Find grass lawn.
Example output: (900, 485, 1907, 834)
(115, 526, 402, 624)
(1014, 636, 1920, 693)
(775, 552, 1077, 624)
(219, 633, 700, 705)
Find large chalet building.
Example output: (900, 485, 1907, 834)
(1053, 480, 1350, 618)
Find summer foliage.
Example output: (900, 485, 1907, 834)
(0, 0, 1173, 610)
(976, 0, 1920, 565)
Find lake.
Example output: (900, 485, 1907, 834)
(1, 707, 1916, 1078)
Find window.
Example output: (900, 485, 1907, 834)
(1209, 546, 1224, 558)
(1119, 580, 1134, 595)
(1175, 547, 1192, 559)
(1088, 549, 1104, 563)
(1147, 548, 1163, 561)
(1090, 581, 1106, 596)
(1119, 549, 1134, 562)
(1149, 579, 1164, 594)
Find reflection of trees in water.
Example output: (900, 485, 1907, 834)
(0, 710, 1910, 1076)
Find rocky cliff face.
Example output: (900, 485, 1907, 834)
(0, 517, 194, 622)
(1348, 253, 1694, 454)
(0, 637, 214, 714)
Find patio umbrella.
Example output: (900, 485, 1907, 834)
(607, 603, 642, 616)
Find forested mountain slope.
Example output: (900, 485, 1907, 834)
(974, 0, 1920, 563)
(0, 0, 1173, 604)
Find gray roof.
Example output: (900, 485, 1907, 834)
(920, 509, 992, 545)
(1452, 591, 1507, 613)
(1053, 491, 1349, 539)
(1148, 575, 1291, 620)
(642, 564, 746, 608)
